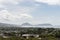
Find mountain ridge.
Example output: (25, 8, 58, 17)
(0, 22, 58, 28)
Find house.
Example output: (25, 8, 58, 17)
(2, 36, 10, 38)
(22, 34, 39, 39)
(0, 32, 21, 38)
(0, 33, 11, 38)
(15, 33, 21, 37)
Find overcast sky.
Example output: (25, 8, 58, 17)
(0, 0, 60, 25)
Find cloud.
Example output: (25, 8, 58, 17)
(0, 0, 59, 25)
(35, 0, 60, 5)
(0, 9, 32, 23)
(0, 0, 22, 4)
(0, 0, 35, 24)
(0, 0, 26, 9)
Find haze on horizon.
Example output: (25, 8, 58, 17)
(0, 0, 60, 25)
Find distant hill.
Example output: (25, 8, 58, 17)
(36, 24, 53, 26)
(0, 22, 58, 28)
(0, 23, 19, 27)
(21, 23, 53, 26)
(21, 23, 32, 26)
(20, 23, 54, 28)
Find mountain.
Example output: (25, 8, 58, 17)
(0, 23, 19, 27)
(36, 24, 53, 26)
(21, 23, 32, 26)
(21, 23, 53, 26)
(20, 23, 53, 28)
(0, 22, 54, 28)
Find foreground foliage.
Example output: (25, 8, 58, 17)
(0, 36, 57, 40)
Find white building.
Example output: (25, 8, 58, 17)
(22, 34, 39, 39)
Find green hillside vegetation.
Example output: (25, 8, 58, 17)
(0, 27, 59, 40)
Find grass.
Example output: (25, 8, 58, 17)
(0, 36, 58, 40)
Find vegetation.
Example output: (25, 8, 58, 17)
(0, 27, 59, 40)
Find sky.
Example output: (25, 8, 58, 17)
(0, 0, 60, 25)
